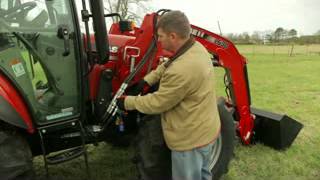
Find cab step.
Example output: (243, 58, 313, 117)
(38, 119, 90, 178)
(46, 146, 85, 165)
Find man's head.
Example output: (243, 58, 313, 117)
(157, 10, 191, 52)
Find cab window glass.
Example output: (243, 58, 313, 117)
(0, 0, 80, 123)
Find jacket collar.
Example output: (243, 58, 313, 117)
(164, 37, 195, 68)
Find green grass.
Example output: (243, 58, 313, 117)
(236, 44, 320, 55)
(33, 144, 138, 180)
(34, 45, 320, 180)
(218, 46, 320, 180)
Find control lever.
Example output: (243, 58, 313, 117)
(57, 25, 70, 56)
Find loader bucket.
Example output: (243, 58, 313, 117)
(251, 107, 303, 150)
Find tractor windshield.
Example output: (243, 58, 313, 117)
(0, 0, 81, 123)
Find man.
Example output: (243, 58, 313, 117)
(118, 10, 221, 180)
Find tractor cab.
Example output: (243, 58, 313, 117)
(0, 0, 82, 124)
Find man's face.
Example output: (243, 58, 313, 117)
(157, 28, 175, 52)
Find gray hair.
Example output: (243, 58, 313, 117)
(157, 10, 191, 39)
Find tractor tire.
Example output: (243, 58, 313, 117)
(0, 130, 34, 180)
(134, 97, 235, 180)
(134, 115, 171, 180)
(211, 97, 236, 180)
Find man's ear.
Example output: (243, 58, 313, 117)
(169, 32, 177, 40)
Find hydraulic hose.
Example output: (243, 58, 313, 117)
(100, 27, 158, 129)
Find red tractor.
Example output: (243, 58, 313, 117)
(0, 0, 302, 179)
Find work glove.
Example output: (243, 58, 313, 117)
(116, 96, 127, 111)
(129, 79, 150, 96)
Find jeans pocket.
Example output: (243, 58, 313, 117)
(198, 142, 214, 154)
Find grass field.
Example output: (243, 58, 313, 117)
(34, 45, 320, 180)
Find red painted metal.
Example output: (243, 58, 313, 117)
(191, 25, 254, 144)
(89, 13, 162, 100)
(0, 74, 34, 133)
(87, 13, 254, 144)
(109, 13, 161, 85)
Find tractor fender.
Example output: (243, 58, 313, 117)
(0, 74, 34, 133)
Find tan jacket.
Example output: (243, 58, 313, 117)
(125, 42, 221, 151)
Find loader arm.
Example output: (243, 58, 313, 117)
(191, 25, 254, 144)
(94, 12, 301, 149)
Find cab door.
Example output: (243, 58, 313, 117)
(0, 0, 83, 123)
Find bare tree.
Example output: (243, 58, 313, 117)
(104, 0, 153, 23)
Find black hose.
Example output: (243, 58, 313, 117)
(156, 9, 171, 15)
(124, 39, 157, 84)
(223, 72, 230, 101)
(104, 13, 122, 21)
(100, 38, 157, 126)
(121, 11, 159, 84)
(100, 14, 159, 127)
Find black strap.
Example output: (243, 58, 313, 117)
(164, 38, 195, 68)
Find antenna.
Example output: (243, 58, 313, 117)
(217, 20, 222, 35)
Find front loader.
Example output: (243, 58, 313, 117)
(0, 0, 302, 179)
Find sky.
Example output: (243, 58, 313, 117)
(151, 0, 320, 36)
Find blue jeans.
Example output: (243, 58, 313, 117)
(171, 141, 215, 180)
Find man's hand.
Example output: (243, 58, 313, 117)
(116, 96, 127, 111)
(129, 79, 150, 96)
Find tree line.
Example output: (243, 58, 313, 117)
(102, 1, 319, 45)
(225, 28, 320, 45)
